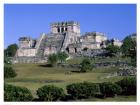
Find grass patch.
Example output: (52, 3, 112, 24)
(4, 56, 135, 101)
(6, 63, 123, 92)
(79, 95, 136, 102)
(92, 66, 119, 73)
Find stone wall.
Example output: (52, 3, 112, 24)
(81, 42, 101, 49)
(12, 56, 47, 63)
(81, 32, 107, 43)
(19, 37, 36, 49)
(44, 46, 57, 56)
(117, 66, 136, 76)
(16, 49, 36, 57)
(80, 32, 107, 49)
(50, 21, 80, 34)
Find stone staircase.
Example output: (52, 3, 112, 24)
(35, 33, 46, 57)
(45, 33, 65, 52)
(60, 32, 70, 51)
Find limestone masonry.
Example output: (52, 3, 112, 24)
(14, 21, 122, 63)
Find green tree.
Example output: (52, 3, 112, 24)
(80, 58, 92, 72)
(4, 65, 17, 78)
(121, 34, 136, 66)
(4, 53, 16, 78)
(106, 44, 120, 57)
(57, 52, 68, 63)
(48, 53, 58, 66)
(5, 44, 18, 57)
(4, 56, 12, 65)
(121, 34, 136, 56)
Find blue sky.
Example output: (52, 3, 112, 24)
(4, 4, 136, 48)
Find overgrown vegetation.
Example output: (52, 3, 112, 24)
(36, 85, 65, 101)
(4, 84, 33, 101)
(4, 65, 17, 78)
(80, 58, 92, 72)
(4, 55, 17, 78)
(99, 82, 122, 97)
(121, 34, 136, 66)
(57, 52, 68, 63)
(105, 44, 120, 57)
(48, 52, 69, 66)
(4, 79, 136, 101)
(4, 56, 12, 64)
(48, 53, 58, 66)
(66, 82, 100, 99)
(116, 77, 136, 95)
(4, 43, 18, 57)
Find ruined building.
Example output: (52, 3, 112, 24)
(80, 32, 107, 49)
(14, 21, 121, 63)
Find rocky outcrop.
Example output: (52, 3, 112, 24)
(117, 66, 136, 76)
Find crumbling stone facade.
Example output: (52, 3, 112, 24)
(16, 37, 36, 57)
(80, 32, 107, 49)
(14, 21, 122, 63)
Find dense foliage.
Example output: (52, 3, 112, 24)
(57, 52, 68, 63)
(4, 84, 33, 101)
(36, 85, 65, 101)
(121, 34, 136, 66)
(121, 34, 136, 56)
(4, 44, 18, 57)
(66, 82, 100, 99)
(48, 53, 58, 66)
(4, 65, 17, 78)
(99, 82, 122, 97)
(116, 77, 136, 95)
(80, 58, 92, 72)
(4, 56, 12, 64)
(105, 44, 120, 57)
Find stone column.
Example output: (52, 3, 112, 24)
(64, 27, 65, 32)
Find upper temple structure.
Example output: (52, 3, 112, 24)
(14, 21, 122, 63)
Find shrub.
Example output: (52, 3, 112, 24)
(4, 43, 18, 57)
(80, 58, 92, 72)
(99, 82, 122, 97)
(116, 76, 136, 95)
(48, 54, 58, 66)
(4, 56, 12, 64)
(66, 82, 100, 99)
(121, 34, 136, 67)
(4, 65, 17, 78)
(4, 84, 33, 101)
(57, 52, 68, 63)
(36, 85, 65, 101)
(106, 44, 120, 57)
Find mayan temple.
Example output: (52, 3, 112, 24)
(13, 21, 122, 63)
